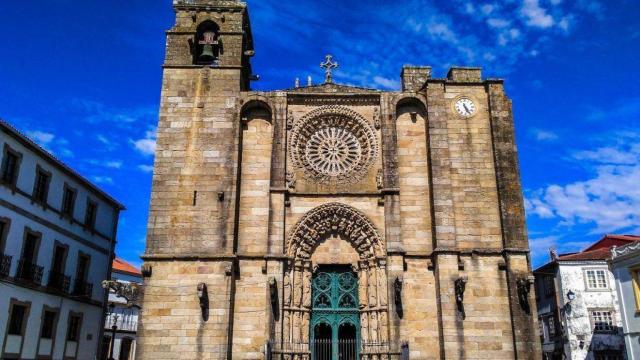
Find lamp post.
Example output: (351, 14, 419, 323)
(107, 302, 118, 360)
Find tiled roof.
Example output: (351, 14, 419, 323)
(113, 257, 141, 276)
(556, 247, 612, 261)
(558, 234, 640, 262)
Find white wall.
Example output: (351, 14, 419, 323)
(557, 262, 625, 359)
(0, 130, 121, 359)
(611, 253, 640, 360)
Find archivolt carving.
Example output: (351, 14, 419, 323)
(287, 202, 383, 260)
(289, 106, 379, 184)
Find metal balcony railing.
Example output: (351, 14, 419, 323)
(16, 259, 44, 285)
(0, 254, 11, 277)
(47, 271, 71, 293)
(267, 340, 409, 360)
(73, 279, 93, 298)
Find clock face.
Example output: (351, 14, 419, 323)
(454, 98, 477, 117)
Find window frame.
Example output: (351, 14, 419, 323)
(60, 183, 77, 219)
(584, 268, 609, 291)
(0, 144, 23, 189)
(19, 227, 41, 264)
(589, 308, 615, 333)
(31, 165, 52, 206)
(83, 198, 98, 230)
(2, 298, 31, 359)
(629, 266, 640, 313)
(39, 305, 60, 340)
(0, 217, 10, 254)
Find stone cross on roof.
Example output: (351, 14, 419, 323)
(320, 54, 339, 84)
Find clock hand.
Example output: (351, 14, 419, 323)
(463, 104, 471, 114)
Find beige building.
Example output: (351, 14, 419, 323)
(136, 0, 542, 359)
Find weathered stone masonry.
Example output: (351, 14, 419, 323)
(136, 1, 542, 359)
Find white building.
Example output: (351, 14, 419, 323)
(0, 120, 124, 359)
(609, 239, 640, 359)
(534, 235, 636, 360)
(100, 257, 141, 360)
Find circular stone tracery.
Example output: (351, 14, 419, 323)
(290, 106, 378, 184)
(306, 127, 361, 176)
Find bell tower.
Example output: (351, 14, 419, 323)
(137, 1, 255, 358)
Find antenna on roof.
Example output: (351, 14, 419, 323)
(295, 77, 300, 88)
(307, 75, 312, 87)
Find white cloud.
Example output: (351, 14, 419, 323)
(521, 0, 554, 28)
(92, 176, 113, 184)
(26, 130, 55, 147)
(137, 164, 154, 173)
(529, 128, 559, 141)
(132, 128, 157, 156)
(105, 161, 123, 169)
(372, 76, 400, 90)
(487, 18, 511, 29)
(527, 143, 640, 234)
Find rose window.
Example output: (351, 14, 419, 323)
(289, 107, 378, 184)
(305, 127, 361, 176)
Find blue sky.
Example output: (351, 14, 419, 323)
(0, 0, 638, 268)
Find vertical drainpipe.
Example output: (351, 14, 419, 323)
(95, 207, 120, 359)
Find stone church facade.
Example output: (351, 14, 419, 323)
(136, 0, 542, 359)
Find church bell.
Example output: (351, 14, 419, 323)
(198, 31, 217, 62)
(199, 44, 215, 62)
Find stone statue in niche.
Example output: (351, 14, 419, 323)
(377, 264, 387, 306)
(379, 311, 388, 342)
(284, 271, 292, 306)
(294, 270, 303, 307)
(302, 312, 310, 342)
(283, 311, 290, 341)
(302, 270, 312, 308)
(358, 266, 368, 309)
(368, 266, 377, 307)
(360, 312, 369, 342)
(369, 311, 379, 342)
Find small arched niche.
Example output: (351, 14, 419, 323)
(194, 20, 220, 65)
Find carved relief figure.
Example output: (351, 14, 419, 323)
(284, 271, 292, 306)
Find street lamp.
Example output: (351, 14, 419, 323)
(566, 290, 575, 302)
(107, 302, 118, 360)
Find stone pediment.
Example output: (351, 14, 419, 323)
(285, 82, 381, 94)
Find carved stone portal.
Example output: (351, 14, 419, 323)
(282, 202, 389, 347)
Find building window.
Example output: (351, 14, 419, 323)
(547, 316, 556, 337)
(32, 166, 51, 204)
(17, 229, 43, 284)
(630, 267, 640, 311)
(8, 304, 28, 335)
(61, 185, 77, 217)
(591, 310, 615, 332)
(66, 314, 82, 342)
(585, 269, 608, 290)
(594, 351, 623, 360)
(40, 310, 57, 339)
(48, 244, 69, 292)
(0, 217, 9, 253)
(543, 276, 555, 296)
(84, 199, 97, 229)
(1, 146, 21, 187)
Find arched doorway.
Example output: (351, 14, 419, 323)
(310, 266, 360, 360)
(283, 203, 390, 357)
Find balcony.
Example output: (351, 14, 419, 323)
(72, 279, 93, 298)
(0, 254, 11, 277)
(16, 259, 44, 285)
(47, 271, 71, 293)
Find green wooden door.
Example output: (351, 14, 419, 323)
(310, 267, 360, 360)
